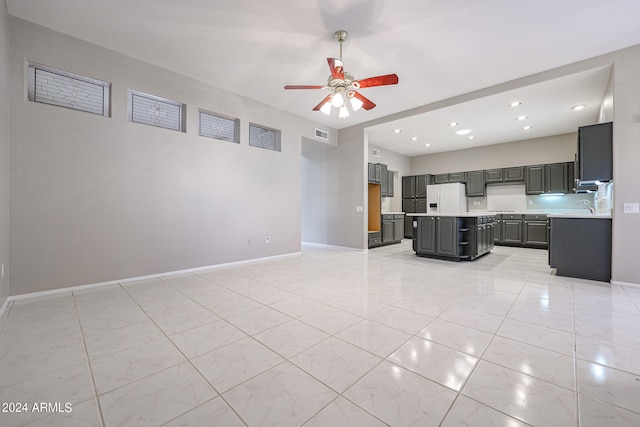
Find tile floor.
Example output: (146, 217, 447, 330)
(1, 241, 639, 426)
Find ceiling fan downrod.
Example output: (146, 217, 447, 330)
(334, 30, 348, 61)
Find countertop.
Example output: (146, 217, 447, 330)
(407, 211, 612, 219)
(381, 212, 405, 215)
(547, 213, 612, 219)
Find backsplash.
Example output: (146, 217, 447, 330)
(468, 184, 596, 213)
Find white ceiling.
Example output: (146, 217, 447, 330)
(7, 0, 640, 156)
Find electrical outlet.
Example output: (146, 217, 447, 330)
(265, 235, 270, 244)
(623, 203, 640, 214)
(356, 206, 363, 212)
(247, 239, 252, 246)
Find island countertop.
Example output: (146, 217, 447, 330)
(406, 212, 496, 218)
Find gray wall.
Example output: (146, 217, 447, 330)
(611, 44, 640, 285)
(9, 18, 334, 295)
(410, 133, 577, 175)
(301, 137, 337, 245)
(0, 1, 9, 304)
(368, 144, 410, 213)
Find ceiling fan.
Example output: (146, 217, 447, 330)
(284, 30, 399, 118)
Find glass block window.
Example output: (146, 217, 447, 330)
(27, 62, 110, 116)
(128, 90, 185, 132)
(249, 123, 281, 152)
(199, 110, 239, 143)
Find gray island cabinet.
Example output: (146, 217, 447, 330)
(410, 214, 495, 261)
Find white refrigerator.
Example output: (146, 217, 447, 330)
(427, 183, 467, 213)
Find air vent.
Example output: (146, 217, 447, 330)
(372, 149, 381, 158)
(315, 128, 329, 140)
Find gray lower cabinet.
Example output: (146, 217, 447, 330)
(549, 217, 611, 282)
(368, 231, 381, 247)
(502, 215, 524, 245)
(523, 215, 548, 247)
(382, 215, 394, 243)
(381, 214, 404, 245)
(494, 214, 548, 249)
(466, 170, 485, 196)
(436, 216, 458, 256)
(393, 215, 404, 241)
(494, 215, 503, 243)
(475, 216, 496, 258)
(416, 216, 437, 254)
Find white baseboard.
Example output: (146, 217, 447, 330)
(301, 241, 364, 252)
(611, 280, 640, 289)
(6, 251, 302, 302)
(0, 296, 11, 322)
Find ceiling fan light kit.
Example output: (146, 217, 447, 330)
(284, 30, 399, 118)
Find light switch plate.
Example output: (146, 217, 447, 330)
(623, 203, 640, 214)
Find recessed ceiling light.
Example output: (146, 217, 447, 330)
(523, 125, 533, 130)
(455, 129, 471, 135)
(508, 101, 522, 107)
(572, 105, 586, 111)
(425, 143, 431, 147)
(516, 115, 528, 121)
(393, 129, 402, 133)
(468, 135, 475, 139)
(411, 136, 418, 141)
(449, 122, 458, 127)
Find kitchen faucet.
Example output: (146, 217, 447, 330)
(577, 199, 595, 213)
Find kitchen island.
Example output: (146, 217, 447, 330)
(408, 213, 496, 261)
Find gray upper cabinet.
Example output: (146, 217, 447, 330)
(504, 166, 525, 182)
(525, 165, 545, 195)
(434, 174, 449, 184)
(368, 163, 381, 184)
(379, 164, 388, 197)
(387, 171, 394, 197)
(466, 170, 485, 196)
(577, 122, 613, 183)
(546, 162, 568, 193)
(402, 176, 415, 198)
(485, 168, 503, 183)
(448, 172, 467, 183)
(415, 174, 430, 197)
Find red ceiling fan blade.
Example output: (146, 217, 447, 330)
(327, 58, 344, 80)
(357, 74, 399, 88)
(352, 91, 376, 110)
(284, 85, 324, 90)
(312, 94, 333, 111)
